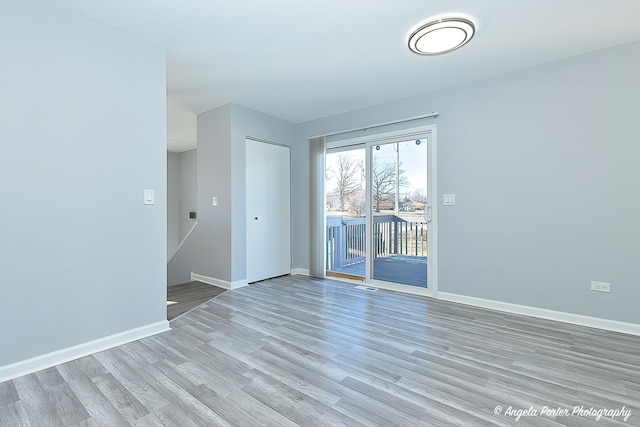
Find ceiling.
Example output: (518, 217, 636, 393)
(46, 0, 640, 151)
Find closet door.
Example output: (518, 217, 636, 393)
(246, 139, 291, 283)
(267, 143, 291, 277)
(246, 139, 270, 283)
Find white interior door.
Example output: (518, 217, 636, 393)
(246, 139, 291, 283)
(268, 143, 291, 277)
(246, 140, 270, 283)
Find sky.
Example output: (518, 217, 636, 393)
(373, 139, 428, 197)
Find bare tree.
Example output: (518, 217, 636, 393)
(411, 189, 427, 203)
(371, 159, 408, 212)
(330, 154, 360, 212)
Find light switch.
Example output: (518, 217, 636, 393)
(443, 194, 456, 206)
(144, 189, 155, 205)
(212, 196, 218, 206)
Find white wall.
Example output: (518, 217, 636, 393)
(178, 149, 197, 241)
(297, 41, 640, 324)
(0, 1, 167, 367)
(167, 152, 180, 258)
(167, 100, 197, 153)
(167, 149, 196, 261)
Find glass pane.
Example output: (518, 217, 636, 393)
(325, 148, 366, 278)
(371, 139, 428, 287)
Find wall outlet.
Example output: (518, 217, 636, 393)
(590, 281, 611, 293)
(212, 196, 218, 206)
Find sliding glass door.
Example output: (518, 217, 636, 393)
(368, 138, 429, 287)
(324, 125, 436, 293)
(325, 147, 366, 280)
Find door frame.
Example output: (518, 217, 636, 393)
(327, 124, 438, 297)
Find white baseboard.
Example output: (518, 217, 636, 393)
(438, 292, 640, 336)
(0, 320, 170, 383)
(290, 268, 310, 276)
(191, 272, 248, 290)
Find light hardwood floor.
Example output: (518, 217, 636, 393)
(167, 281, 226, 321)
(1, 275, 639, 426)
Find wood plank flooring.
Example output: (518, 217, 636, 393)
(2, 275, 640, 426)
(167, 281, 226, 321)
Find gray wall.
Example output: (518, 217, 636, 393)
(0, 1, 167, 366)
(168, 105, 299, 284)
(167, 152, 180, 257)
(168, 105, 231, 285)
(178, 149, 197, 241)
(297, 41, 640, 324)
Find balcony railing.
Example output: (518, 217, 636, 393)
(326, 215, 428, 272)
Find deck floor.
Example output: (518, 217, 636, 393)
(330, 255, 427, 287)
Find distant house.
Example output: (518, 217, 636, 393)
(374, 200, 395, 211)
(403, 200, 426, 211)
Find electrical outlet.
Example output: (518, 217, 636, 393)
(212, 196, 218, 206)
(590, 281, 611, 293)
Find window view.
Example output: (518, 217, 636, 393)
(325, 148, 366, 279)
(370, 140, 428, 287)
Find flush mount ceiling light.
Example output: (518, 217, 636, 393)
(408, 17, 475, 55)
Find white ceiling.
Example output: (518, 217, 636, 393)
(47, 0, 640, 151)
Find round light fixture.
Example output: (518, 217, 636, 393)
(408, 17, 475, 55)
